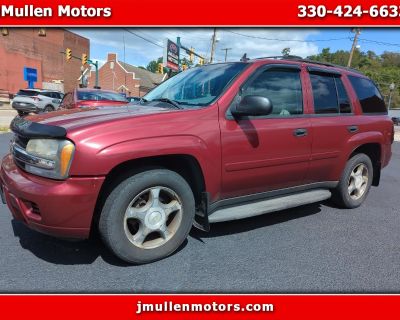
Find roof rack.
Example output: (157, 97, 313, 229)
(251, 55, 364, 75)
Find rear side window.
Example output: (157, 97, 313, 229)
(40, 92, 52, 98)
(310, 73, 352, 114)
(242, 68, 303, 116)
(348, 76, 387, 113)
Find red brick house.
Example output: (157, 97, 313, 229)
(0, 28, 89, 95)
(89, 53, 166, 97)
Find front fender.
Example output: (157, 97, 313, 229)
(71, 135, 221, 200)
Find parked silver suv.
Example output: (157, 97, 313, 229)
(12, 89, 63, 116)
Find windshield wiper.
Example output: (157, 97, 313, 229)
(150, 98, 183, 109)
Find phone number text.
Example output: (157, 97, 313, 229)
(298, 5, 400, 18)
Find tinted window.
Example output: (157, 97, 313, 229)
(77, 91, 128, 102)
(335, 78, 351, 113)
(40, 92, 52, 98)
(16, 90, 39, 97)
(348, 76, 387, 113)
(242, 69, 303, 116)
(310, 74, 339, 114)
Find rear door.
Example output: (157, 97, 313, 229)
(306, 68, 357, 183)
(219, 64, 312, 199)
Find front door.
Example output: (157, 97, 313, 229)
(219, 65, 312, 199)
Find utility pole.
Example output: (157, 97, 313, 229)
(221, 48, 232, 62)
(123, 31, 127, 94)
(388, 83, 395, 110)
(210, 28, 217, 64)
(347, 28, 361, 68)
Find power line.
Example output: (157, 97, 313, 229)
(224, 30, 350, 43)
(358, 38, 400, 48)
(124, 28, 163, 48)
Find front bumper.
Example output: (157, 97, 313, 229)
(0, 154, 105, 239)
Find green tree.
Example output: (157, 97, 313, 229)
(146, 57, 164, 73)
(307, 48, 400, 109)
(281, 47, 291, 56)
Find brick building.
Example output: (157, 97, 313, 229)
(0, 28, 89, 95)
(90, 53, 166, 97)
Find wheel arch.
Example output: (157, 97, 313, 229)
(348, 143, 382, 186)
(90, 154, 207, 235)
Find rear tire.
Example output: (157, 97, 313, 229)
(99, 169, 195, 264)
(331, 153, 373, 208)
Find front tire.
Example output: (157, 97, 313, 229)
(43, 105, 54, 113)
(99, 169, 195, 264)
(332, 153, 373, 208)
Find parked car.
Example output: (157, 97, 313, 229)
(127, 96, 141, 103)
(392, 117, 400, 126)
(12, 89, 63, 116)
(59, 88, 129, 109)
(1, 57, 394, 264)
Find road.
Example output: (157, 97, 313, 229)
(0, 109, 16, 128)
(0, 132, 399, 292)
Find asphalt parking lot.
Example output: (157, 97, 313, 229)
(0, 132, 399, 293)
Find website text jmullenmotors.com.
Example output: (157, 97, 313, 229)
(136, 301, 274, 314)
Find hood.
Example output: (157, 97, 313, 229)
(11, 104, 175, 139)
(24, 104, 173, 131)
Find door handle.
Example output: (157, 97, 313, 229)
(348, 125, 359, 133)
(293, 128, 308, 137)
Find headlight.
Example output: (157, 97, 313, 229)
(24, 139, 75, 180)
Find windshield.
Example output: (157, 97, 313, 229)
(144, 63, 247, 107)
(77, 91, 128, 102)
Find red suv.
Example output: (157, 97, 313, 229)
(1, 57, 394, 264)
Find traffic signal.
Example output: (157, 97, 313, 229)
(82, 53, 88, 65)
(157, 63, 164, 74)
(198, 58, 204, 65)
(65, 48, 72, 61)
(189, 47, 194, 63)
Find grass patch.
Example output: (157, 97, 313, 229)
(0, 126, 10, 132)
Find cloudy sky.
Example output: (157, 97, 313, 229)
(71, 28, 400, 68)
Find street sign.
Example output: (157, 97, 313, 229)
(163, 39, 180, 71)
(23, 67, 37, 89)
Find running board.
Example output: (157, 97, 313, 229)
(208, 189, 331, 223)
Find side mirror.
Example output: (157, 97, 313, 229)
(231, 95, 273, 117)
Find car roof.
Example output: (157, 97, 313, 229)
(249, 56, 367, 78)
